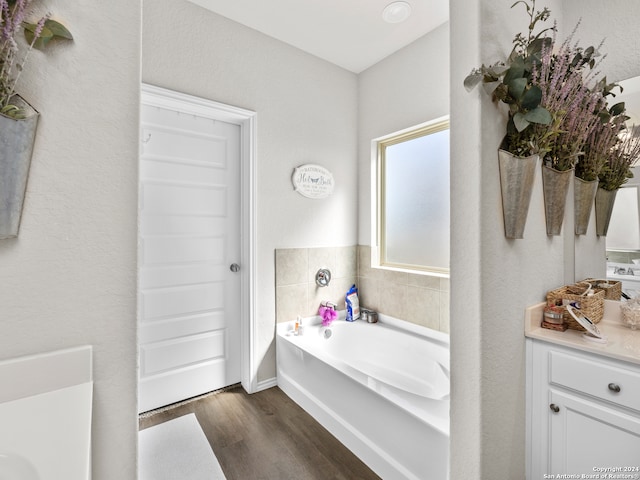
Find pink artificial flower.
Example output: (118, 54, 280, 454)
(319, 306, 338, 327)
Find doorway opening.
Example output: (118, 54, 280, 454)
(138, 84, 256, 413)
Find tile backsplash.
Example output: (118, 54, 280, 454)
(275, 246, 357, 325)
(275, 245, 450, 334)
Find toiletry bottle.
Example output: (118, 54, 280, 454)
(294, 316, 300, 336)
(298, 316, 304, 336)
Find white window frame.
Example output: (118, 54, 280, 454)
(371, 116, 450, 277)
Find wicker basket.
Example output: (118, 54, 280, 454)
(546, 284, 605, 330)
(581, 278, 622, 301)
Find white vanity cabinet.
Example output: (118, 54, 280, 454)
(527, 339, 640, 479)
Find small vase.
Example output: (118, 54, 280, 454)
(574, 176, 599, 235)
(541, 164, 573, 236)
(0, 95, 39, 239)
(498, 149, 539, 239)
(595, 187, 618, 236)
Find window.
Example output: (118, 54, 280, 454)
(374, 117, 450, 275)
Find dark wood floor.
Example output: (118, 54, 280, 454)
(139, 386, 381, 480)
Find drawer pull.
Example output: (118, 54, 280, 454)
(549, 403, 560, 413)
(608, 383, 621, 393)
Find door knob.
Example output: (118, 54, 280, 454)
(608, 383, 621, 393)
(549, 403, 560, 413)
(230, 263, 240, 273)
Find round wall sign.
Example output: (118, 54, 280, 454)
(292, 164, 335, 199)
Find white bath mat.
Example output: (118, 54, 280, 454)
(139, 413, 226, 480)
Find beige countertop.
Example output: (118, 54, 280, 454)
(525, 300, 640, 365)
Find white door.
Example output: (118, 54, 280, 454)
(138, 91, 242, 413)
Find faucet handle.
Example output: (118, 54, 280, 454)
(315, 268, 332, 287)
(321, 300, 337, 310)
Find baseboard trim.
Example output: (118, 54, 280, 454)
(254, 377, 277, 392)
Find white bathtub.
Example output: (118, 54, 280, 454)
(276, 315, 450, 480)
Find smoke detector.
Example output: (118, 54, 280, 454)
(382, 2, 413, 23)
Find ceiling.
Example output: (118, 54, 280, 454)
(187, 0, 449, 73)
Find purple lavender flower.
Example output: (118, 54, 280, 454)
(1, 0, 71, 114)
(11, 0, 27, 32)
(1, 1, 11, 41)
(530, 25, 610, 172)
(599, 126, 640, 190)
(32, 13, 48, 40)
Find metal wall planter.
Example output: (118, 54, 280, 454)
(0, 96, 39, 239)
(498, 149, 539, 239)
(595, 187, 618, 236)
(574, 176, 599, 235)
(541, 165, 573, 236)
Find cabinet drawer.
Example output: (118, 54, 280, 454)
(549, 350, 640, 412)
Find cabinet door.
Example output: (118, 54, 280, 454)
(549, 390, 640, 474)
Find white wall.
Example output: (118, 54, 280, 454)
(0, 1, 141, 479)
(357, 23, 450, 246)
(142, 0, 358, 383)
(453, 0, 601, 476)
(562, 0, 640, 84)
(449, 3, 482, 476)
(450, 1, 638, 478)
(450, 0, 567, 478)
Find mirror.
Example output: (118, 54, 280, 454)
(606, 161, 640, 300)
(606, 76, 640, 262)
(574, 76, 640, 294)
(607, 182, 640, 253)
(604, 78, 640, 272)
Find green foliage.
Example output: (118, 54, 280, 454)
(0, 103, 27, 119)
(23, 19, 74, 49)
(463, 0, 555, 156)
(597, 124, 640, 191)
(574, 82, 630, 183)
(0, 1, 73, 118)
(463, 0, 636, 183)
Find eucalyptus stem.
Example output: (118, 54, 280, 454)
(4, 13, 46, 107)
(0, 0, 70, 116)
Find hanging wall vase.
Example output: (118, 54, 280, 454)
(541, 164, 573, 236)
(498, 149, 538, 239)
(0, 96, 39, 239)
(574, 177, 599, 235)
(594, 187, 618, 236)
